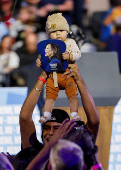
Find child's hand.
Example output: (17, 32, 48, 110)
(36, 59, 41, 68)
(62, 52, 72, 60)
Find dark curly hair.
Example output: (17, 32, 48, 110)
(50, 43, 63, 62)
(65, 127, 98, 170)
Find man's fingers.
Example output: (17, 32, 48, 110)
(62, 70, 70, 77)
(68, 63, 77, 67)
(68, 64, 74, 68)
(68, 63, 78, 70)
(61, 119, 76, 131)
(60, 118, 69, 128)
(67, 121, 77, 134)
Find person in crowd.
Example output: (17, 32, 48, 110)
(105, 17, 121, 74)
(10, 32, 45, 115)
(0, 0, 15, 28)
(48, 139, 84, 170)
(100, 0, 121, 47)
(65, 127, 104, 170)
(27, 126, 103, 170)
(19, 63, 99, 169)
(9, 6, 39, 50)
(0, 35, 20, 86)
(36, 13, 81, 123)
(11, 32, 39, 87)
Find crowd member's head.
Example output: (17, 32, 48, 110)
(46, 13, 69, 41)
(17, 6, 35, 24)
(0, 35, 13, 54)
(24, 32, 38, 53)
(40, 109, 70, 145)
(48, 139, 84, 170)
(13, 147, 39, 170)
(0, 152, 14, 170)
(65, 127, 98, 170)
(0, 0, 14, 22)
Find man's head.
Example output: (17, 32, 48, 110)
(46, 13, 69, 41)
(48, 139, 84, 170)
(41, 109, 70, 145)
(25, 33, 38, 53)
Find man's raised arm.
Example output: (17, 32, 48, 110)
(20, 71, 47, 149)
(62, 64, 100, 142)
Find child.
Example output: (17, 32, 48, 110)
(36, 13, 81, 123)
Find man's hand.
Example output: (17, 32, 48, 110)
(62, 63, 81, 82)
(48, 118, 77, 146)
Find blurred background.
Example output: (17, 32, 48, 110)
(0, 0, 121, 87)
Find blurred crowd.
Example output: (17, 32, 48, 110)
(0, 0, 121, 88)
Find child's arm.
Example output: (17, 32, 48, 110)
(62, 39, 81, 62)
(36, 55, 41, 68)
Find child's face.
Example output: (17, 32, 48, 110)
(49, 30, 68, 41)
